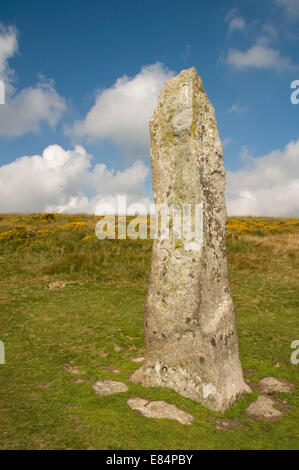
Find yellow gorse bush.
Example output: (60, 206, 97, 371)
(0, 215, 298, 246)
(37, 229, 53, 237)
(0, 225, 37, 242)
(82, 235, 94, 242)
(57, 222, 88, 230)
(226, 218, 299, 237)
(40, 213, 56, 223)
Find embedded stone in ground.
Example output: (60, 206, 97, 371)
(128, 367, 143, 384)
(63, 364, 84, 375)
(127, 398, 193, 425)
(26, 228, 36, 238)
(216, 419, 241, 431)
(93, 380, 128, 396)
(98, 350, 108, 358)
(245, 369, 258, 376)
(102, 366, 120, 374)
(49, 281, 66, 289)
(258, 377, 294, 395)
(131, 357, 144, 363)
(246, 395, 283, 419)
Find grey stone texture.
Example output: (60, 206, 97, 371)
(93, 380, 128, 396)
(246, 395, 283, 419)
(141, 67, 250, 411)
(127, 398, 193, 425)
(258, 377, 294, 394)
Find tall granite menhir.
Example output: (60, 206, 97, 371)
(141, 68, 250, 411)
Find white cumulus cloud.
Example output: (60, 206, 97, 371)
(0, 24, 65, 137)
(1, 140, 298, 217)
(0, 79, 66, 137)
(275, 0, 299, 19)
(68, 63, 174, 159)
(0, 144, 151, 213)
(228, 103, 249, 115)
(0, 24, 18, 94)
(223, 8, 297, 71)
(226, 43, 298, 70)
(225, 9, 246, 35)
(226, 140, 299, 216)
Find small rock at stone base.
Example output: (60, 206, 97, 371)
(93, 380, 128, 396)
(98, 351, 108, 358)
(128, 366, 143, 384)
(258, 377, 294, 394)
(216, 419, 241, 431)
(127, 398, 193, 425)
(131, 357, 144, 363)
(63, 364, 84, 375)
(246, 395, 283, 419)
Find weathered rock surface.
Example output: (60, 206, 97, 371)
(63, 363, 85, 375)
(127, 398, 193, 425)
(26, 228, 36, 238)
(102, 366, 121, 374)
(93, 380, 128, 396)
(216, 418, 241, 431)
(258, 377, 294, 394)
(129, 367, 143, 384)
(246, 395, 283, 419)
(49, 281, 66, 289)
(141, 67, 250, 411)
(131, 357, 144, 363)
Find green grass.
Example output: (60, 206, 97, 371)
(0, 214, 298, 449)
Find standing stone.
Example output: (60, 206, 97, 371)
(141, 67, 250, 411)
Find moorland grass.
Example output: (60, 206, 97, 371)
(0, 214, 298, 449)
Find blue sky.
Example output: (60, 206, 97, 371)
(0, 0, 298, 215)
